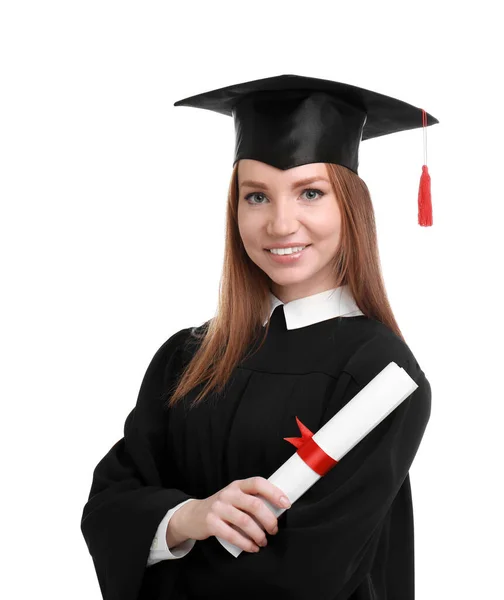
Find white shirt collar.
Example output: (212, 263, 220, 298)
(262, 285, 364, 330)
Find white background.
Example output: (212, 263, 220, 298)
(1, 1, 502, 597)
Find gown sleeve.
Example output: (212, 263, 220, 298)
(239, 334, 432, 600)
(80, 327, 196, 600)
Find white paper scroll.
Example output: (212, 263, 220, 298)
(216, 361, 418, 557)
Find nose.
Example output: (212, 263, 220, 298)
(266, 201, 300, 236)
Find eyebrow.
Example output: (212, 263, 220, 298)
(240, 176, 330, 190)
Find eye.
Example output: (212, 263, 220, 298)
(244, 188, 325, 205)
(301, 189, 324, 201)
(244, 192, 268, 205)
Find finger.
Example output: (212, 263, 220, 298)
(240, 477, 288, 525)
(211, 513, 261, 553)
(216, 501, 269, 547)
(243, 476, 291, 510)
(230, 488, 277, 535)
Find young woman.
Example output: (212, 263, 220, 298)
(81, 74, 437, 600)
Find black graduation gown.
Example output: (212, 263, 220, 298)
(80, 305, 431, 600)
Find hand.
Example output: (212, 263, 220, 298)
(174, 476, 291, 553)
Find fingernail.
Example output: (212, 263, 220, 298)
(280, 496, 291, 508)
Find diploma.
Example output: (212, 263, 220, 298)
(216, 361, 419, 557)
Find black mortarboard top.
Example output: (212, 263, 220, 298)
(174, 74, 439, 226)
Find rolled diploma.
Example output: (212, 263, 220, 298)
(216, 361, 419, 557)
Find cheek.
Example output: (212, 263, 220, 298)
(237, 211, 248, 243)
(307, 207, 341, 240)
(237, 205, 246, 239)
(237, 208, 261, 246)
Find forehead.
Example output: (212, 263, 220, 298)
(237, 159, 328, 183)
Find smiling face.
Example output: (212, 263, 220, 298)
(237, 159, 343, 303)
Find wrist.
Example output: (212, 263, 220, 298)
(166, 499, 197, 549)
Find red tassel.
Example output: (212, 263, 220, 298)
(418, 164, 433, 226)
(418, 109, 433, 226)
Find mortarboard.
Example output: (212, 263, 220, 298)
(174, 74, 439, 226)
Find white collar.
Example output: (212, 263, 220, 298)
(262, 285, 364, 330)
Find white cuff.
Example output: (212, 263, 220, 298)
(147, 498, 198, 565)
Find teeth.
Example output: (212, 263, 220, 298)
(269, 245, 306, 255)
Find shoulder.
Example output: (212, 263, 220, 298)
(149, 319, 211, 371)
(136, 323, 205, 402)
(343, 319, 427, 389)
(150, 326, 193, 363)
(341, 321, 432, 425)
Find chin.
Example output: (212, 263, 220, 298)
(266, 268, 313, 284)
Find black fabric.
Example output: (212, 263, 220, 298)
(80, 328, 196, 600)
(269, 302, 286, 329)
(173, 74, 439, 173)
(81, 314, 431, 600)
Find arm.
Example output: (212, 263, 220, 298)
(221, 335, 432, 599)
(80, 328, 195, 600)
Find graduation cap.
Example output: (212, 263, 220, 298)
(174, 74, 439, 226)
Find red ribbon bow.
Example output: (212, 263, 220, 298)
(283, 415, 338, 476)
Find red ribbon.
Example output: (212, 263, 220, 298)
(283, 415, 338, 476)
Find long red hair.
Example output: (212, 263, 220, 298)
(165, 162, 403, 410)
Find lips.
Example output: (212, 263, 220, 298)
(265, 244, 312, 252)
(264, 244, 311, 263)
